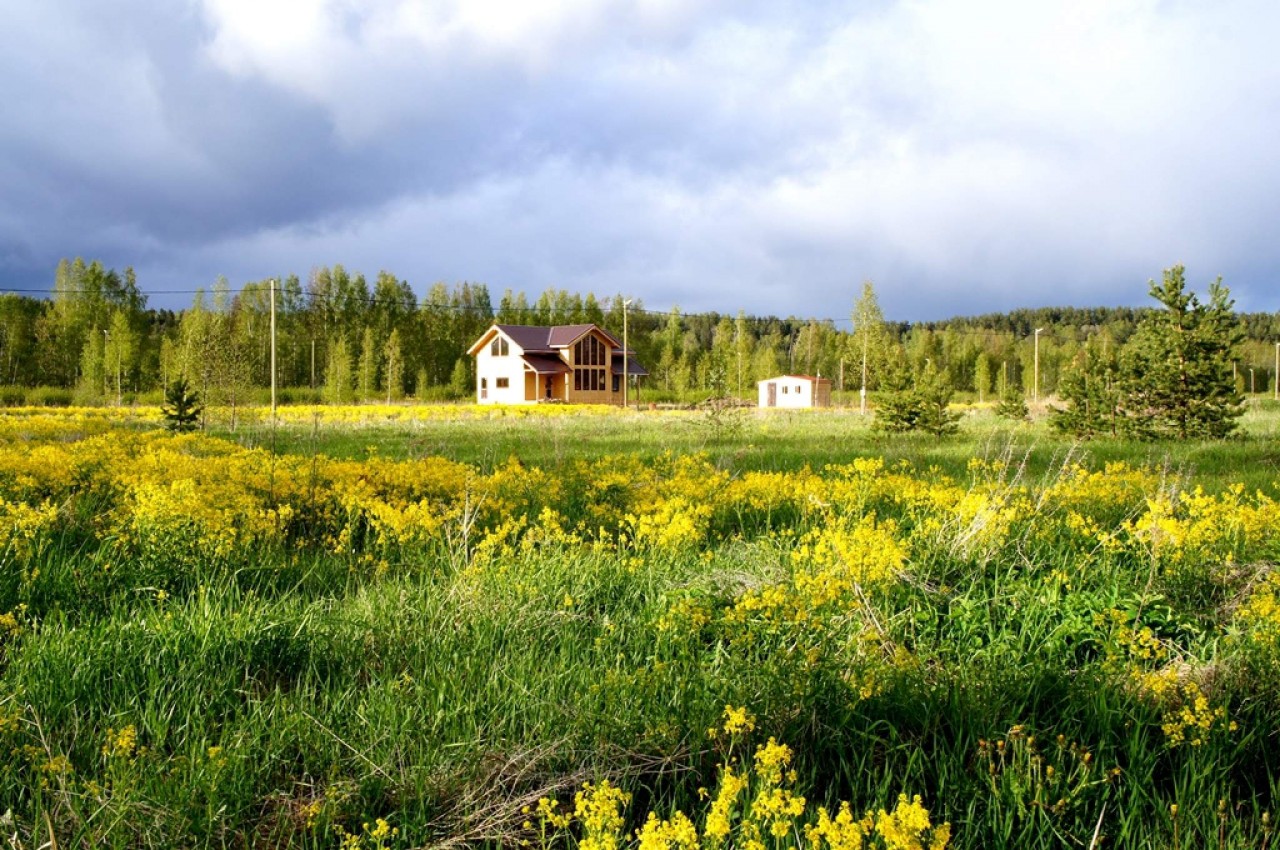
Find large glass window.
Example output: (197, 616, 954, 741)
(573, 368, 607, 391)
(573, 334, 608, 391)
(574, 335, 606, 365)
(490, 337, 509, 356)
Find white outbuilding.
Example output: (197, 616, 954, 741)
(758, 375, 832, 409)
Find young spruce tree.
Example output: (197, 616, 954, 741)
(162, 378, 203, 432)
(1118, 265, 1243, 439)
(1051, 335, 1121, 438)
(874, 356, 960, 436)
(993, 379, 1029, 422)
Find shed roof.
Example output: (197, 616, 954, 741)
(758, 374, 832, 384)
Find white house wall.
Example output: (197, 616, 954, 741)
(475, 338, 530, 404)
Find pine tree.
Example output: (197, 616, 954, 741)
(1051, 335, 1120, 438)
(1118, 266, 1244, 439)
(874, 357, 960, 435)
(162, 378, 203, 432)
(912, 360, 962, 435)
(994, 379, 1029, 421)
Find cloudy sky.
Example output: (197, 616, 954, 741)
(2, 0, 1278, 322)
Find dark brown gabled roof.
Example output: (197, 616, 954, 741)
(473, 323, 632, 355)
(545, 324, 596, 348)
(493, 325, 555, 352)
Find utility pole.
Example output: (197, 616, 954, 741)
(737, 322, 747, 401)
(623, 299, 632, 409)
(270, 278, 277, 418)
(1033, 327, 1044, 404)
(102, 329, 110, 401)
(1274, 342, 1279, 401)
(860, 330, 868, 416)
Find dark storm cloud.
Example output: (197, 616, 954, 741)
(1, 1, 1278, 320)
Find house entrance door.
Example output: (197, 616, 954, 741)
(545, 377, 553, 398)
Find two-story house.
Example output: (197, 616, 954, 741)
(467, 323, 648, 405)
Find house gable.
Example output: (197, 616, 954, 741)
(468, 322, 645, 405)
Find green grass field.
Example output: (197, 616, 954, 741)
(2, 403, 1279, 848)
(232, 401, 1280, 492)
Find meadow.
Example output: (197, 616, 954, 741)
(2, 402, 1280, 848)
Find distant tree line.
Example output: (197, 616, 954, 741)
(0, 258, 1276, 411)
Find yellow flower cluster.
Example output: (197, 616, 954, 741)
(637, 811, 700, 850)
(575, 781, 633, 850)
(1124, 485, 1280, 572)
(101, 724, 138, 760)
(334, 817, 400, 850)
(1236, 572, 1280, 643)
(1042, 462, 1158, 519)
(536, 736, 949, 850)
(0, 498, 58, 564)
(269, 402, 626, 426)
(1152, 679, 1236, 748)
(801, 794, 951, 850)
(720, 705, 756, 737)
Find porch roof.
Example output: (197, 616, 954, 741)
(611, 353, 649, 377)
(521, 354, 571, 374)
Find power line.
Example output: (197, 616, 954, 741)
(0, 284, 1142, 341)
(2, 283, 863, 326)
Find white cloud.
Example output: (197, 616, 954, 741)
(5, 0, 1280, 317)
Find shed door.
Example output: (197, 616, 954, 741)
(767, 382, 777, 407)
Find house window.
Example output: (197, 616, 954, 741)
(612, 375, 620, 393)
(573, 334, 608, 391)
(496, 377, 509, 389)
(480, 377, 487, 400)
(573, 368, 606, 391)
(490, 337, 510, 356)
(573, 335, 606, 366)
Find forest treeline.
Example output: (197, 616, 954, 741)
(1, 258, 1277, 404)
